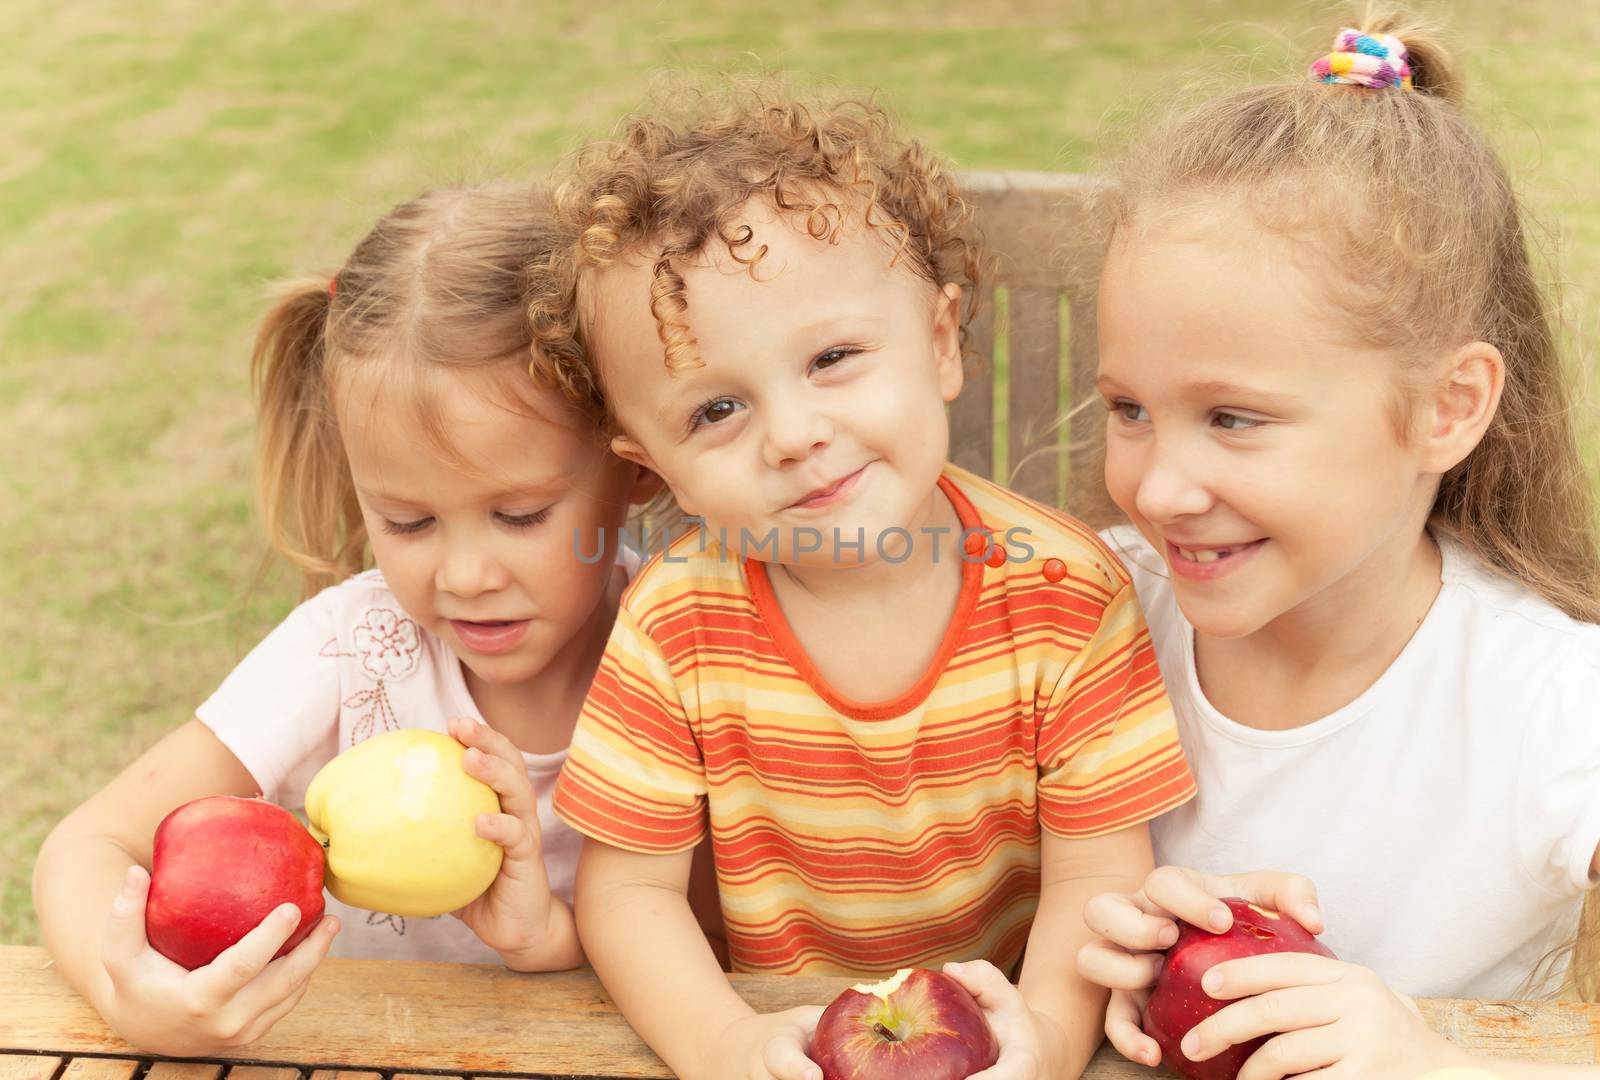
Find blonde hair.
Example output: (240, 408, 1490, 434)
(252, 184, 584, 598)
(527, 82, 986, 427)
(1108, 6, 1599, 998)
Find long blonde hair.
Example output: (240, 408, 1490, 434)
(251, 184, 575, 598)
(1108, 6, 1599, 997)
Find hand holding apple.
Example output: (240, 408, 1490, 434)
(304, 728, 502, 916)
(712, 1006, 827, 1080)
(445, 716, 581, 970)
(144, 795, 326, 970)
(99, 862, 338, 1056)
(1170, 949, 1469, 1080)
(1142, 897, 1337, 1080)
(811, 967, 1000, 1080)
(1075, 865, 1324, 1069)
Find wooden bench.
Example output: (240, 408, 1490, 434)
(4, 946, 1599, 1078)
(950, 169, 1111, 517)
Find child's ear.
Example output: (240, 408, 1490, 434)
(611, 432, 657, 473)
(1416, 340, 1505, 473)
(625, 465, 665, 507)
(933, 282, 965, 403)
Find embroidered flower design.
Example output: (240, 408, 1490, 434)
(352, 607, 420, 681)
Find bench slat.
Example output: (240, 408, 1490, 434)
(0, 1055, 62, 1080)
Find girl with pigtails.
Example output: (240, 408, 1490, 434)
(33, 185, 677, 1054)
(1076, 10, 1600, 1078)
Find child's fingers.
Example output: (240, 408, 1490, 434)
(475, 811, 540, 861)
(1141, 866, 1242, 933)
(1228, 871, 1324, 934)
(1182, 985, 1339, 1064)
(1104, 989, 1162, 1067)
(1076, 937, 1163, 991)
(192, 903, 305, 1006)
(461, 745, 535, 821)
(1083, 890, 1179, 951)
(942, 960, 1024, 1016)
(762, 1009, 824, 1080)
(102, 864, 154, 976)
(233, 916, 338, 1028)
(1200, 953, 1345, 1001)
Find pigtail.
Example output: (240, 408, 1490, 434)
(1357, 6, 1463, 104)
(250, 277, 366, 599)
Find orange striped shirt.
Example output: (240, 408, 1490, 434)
(554, 464, 1194, 976)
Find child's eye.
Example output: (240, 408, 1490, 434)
(813, 346, 860, 371)
(1108, 399, 1149, 423)
(688, 397, 742, 431)
(496, 508, 551, 529)
(1213, 411, 1262, 431)
(382, 517, 433, 536)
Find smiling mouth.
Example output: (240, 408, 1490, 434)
(1168, 538, 1267, 565)
(1174, 544, 1250, 564)
(789, 466, 865, 509)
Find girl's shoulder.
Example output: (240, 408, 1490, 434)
(1439, 537, 1600, 686)
(1441, 537, 1600, 649)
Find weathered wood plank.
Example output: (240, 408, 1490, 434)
(0, 1055, 63, 1080)
(5, 937, 1599, 1076)
(58, 1061, 139, 1080)
(1006, 286, 1064, 503)
(221, 1068, 301, 1080)
(145, 1065, 223, 1080)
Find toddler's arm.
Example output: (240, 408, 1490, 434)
(32, 718, 337, 1054)
(574, 838, 823, 1080)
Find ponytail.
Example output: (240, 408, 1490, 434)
(250, 277, 366, 598)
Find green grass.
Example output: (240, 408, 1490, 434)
(4, 0, 1597, 944)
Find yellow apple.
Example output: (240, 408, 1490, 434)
(304, 728, 502, 916)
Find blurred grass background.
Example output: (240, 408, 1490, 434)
(3, 0, 1596, 944)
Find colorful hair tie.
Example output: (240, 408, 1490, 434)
(328, 276, 338, 296)
(1309, 28, 1413, 90)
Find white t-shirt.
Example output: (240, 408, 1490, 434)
(1103, 525, 1600, 998)
(197, 549, 639, 963)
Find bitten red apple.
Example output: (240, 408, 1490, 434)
(811, 967, 1000, 1080)
(145, 796, 326, 970)
(1143, 897, 1337, 1080)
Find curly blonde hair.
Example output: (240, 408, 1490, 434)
(527, 82, 986, 428)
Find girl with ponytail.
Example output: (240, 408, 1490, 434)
(33, 185, 665, 1054)
(1075, 8, 1600, 1077)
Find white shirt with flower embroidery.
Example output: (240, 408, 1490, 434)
(197, 548, 640, 963)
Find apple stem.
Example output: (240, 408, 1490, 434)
(871, 1021, 898, 1043)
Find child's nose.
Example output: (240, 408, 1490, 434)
(1134, 444, 1214, 523)
(761, 404, 833, 469)
(435, 535, 509, 598)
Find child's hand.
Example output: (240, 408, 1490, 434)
(713, 1006, 825, 1080)
(1177, 953, 1468, 1079)
(97, 865, 338, 1055)
(447, 717, 571, 968)
(941, 960, 1068, 1079)
(1075, 865, 1323, 1067)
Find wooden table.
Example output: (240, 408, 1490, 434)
(3, 946, 1598, 1078)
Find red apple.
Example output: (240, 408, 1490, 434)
(1143, 897, 1337, 1080)
(811, 967, 1000, 1080)
(145, 796, 326, 970)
